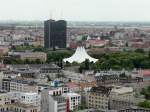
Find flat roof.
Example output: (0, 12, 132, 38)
(111, 86, 133, 94)
(62, 93, 80, 97)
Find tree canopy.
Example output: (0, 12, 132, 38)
(138, 100, 150, 109)
(80, 51, 150, 71)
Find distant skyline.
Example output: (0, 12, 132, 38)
(0, 0, 150, 21)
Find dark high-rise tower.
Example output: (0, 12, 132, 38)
(44, 19, 67, 49)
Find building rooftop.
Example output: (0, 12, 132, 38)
(0, 90, 7, 94)
(8, 64, 60, 70)
(65, 82, 79, 88)
(111, 86, 133, 94)
(8, 51, 46, 56)
(62, 92, 80, 97)
(21, 92, 38, 96)
(90, 86, 112, 96)
(10, 77, 37, 85)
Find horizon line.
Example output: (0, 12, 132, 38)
(0, 19, 150, 22)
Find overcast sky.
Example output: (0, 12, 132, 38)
(0, 0, 149, 21)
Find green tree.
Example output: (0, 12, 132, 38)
(84, 59, 90, 70)
(148, 50, 150, 59)
(24, 59, 30, 64)
(35, 59, 41, 64)
(125, 42, 128, 47)
(82, 35, 87, 41)
(46, 75, 51, 82)
(135, 49, 145, 53)
(138, 100, 150, 109)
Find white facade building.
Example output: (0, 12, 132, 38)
(19, 92, 40, 106)
(0, 91, 40, 112)
(48, 87, 69, 96)
(62, 93, 81, 111)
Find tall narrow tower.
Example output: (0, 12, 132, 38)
(44, 19, 67, 49)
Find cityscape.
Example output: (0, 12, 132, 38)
(0, 0, 150, 112)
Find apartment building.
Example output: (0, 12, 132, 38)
(2, 78, 11, 92)
(62, 93, 81, 111)
(9, 51, 47, 62)
(94, 71, 120, 85)
(109, 86, 135, 111)
(2, 77, 38, 93)
(10, 78, 38, 93)
(8, 64, 61, 80)
(41, 89, 67, 112)
(0, 91, 40, 112)
(87, 86, 112, 112)
(18, 92, 40, 106)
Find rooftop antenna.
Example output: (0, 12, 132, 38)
(60, 9, 64, 20)
(49, 10, 53, 20)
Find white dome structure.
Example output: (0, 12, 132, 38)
(63, 46, 98, 63)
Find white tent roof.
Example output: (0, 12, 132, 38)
(63, 46, 98, 63)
